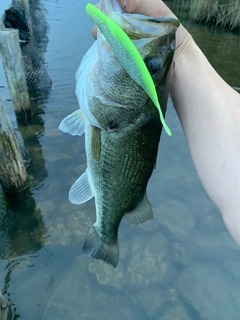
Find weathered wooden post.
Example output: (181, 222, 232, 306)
(0, 17, 5, 30)
(0, 28, 31, 117)
(0, 94, 30, 192)
(0, 291, 14, 320)
(14, 0, 33, 38)
(0, 291, 8, 320)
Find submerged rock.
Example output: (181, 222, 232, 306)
(38, 200, 56, 219)
(127, 233, 176, 286)
(46, 210, 92, 246)
(88, 260, 125, 289)
(132, 287, 166, 318)
(159, 303, 191, 320)
(177, 263, 240, 320)
(221, 259, 240, 282)
(165, 287, 181, 304)
(156, 199, 196, 238)
(188, 230, 240, 261)
(197, 204, 225, 234)
(41, 255, 140, 320)
(169, 241, 191, 266)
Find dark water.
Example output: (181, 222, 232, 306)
(0, 0, 240, 319)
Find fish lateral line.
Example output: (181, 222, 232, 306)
(85, 3, 172, 136)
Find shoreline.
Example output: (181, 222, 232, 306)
(167, 0, 240, 33)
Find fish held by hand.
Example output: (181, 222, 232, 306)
(59, 0, 179, 267)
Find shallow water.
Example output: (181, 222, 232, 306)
(0, 1, 240, 319)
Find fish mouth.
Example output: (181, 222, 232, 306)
(99, 0, 180, 39)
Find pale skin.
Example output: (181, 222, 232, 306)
(93, 0, 240, 246)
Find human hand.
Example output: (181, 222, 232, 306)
(92, 0, 192, 58)
(117, 0, 175, 17)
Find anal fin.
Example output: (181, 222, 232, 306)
(124, 193, 153, 225)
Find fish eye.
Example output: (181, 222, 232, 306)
(107, 120, 118, 130)
(144, 55, 162, 78)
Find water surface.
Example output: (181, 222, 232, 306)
(0, 1, 240, 319)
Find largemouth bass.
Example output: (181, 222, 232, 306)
(59, 0, 179, 267)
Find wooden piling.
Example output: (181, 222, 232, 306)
(0, 17, 5, 30)
(0, 28, 31, 116)
(0, 94, 30, 192)
(14, 0, 34, 39)
(0, 292, 8, 320)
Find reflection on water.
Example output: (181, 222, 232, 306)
(17, 94, 49, 188)
(0, 190, 45, 259)
(166, 0, 240, 89)
(0, 0, 240, 319)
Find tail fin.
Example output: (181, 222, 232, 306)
(82, 225, 119, 268)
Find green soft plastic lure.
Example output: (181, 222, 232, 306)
(86, 3, 172, 136)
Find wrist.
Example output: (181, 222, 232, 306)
(174, 25, 193, 58)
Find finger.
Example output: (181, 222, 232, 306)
(91, 0, 176, 39)
(92, 25, 97, 39)
(118, 0, 176, 17)
(117, 0, 136, 12)
(91, 4, 99, 39)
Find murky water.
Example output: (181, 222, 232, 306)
(0, 1, 240, 319)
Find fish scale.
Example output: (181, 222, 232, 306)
(85, 101, 161, 239)
(59, 0, 179, 267)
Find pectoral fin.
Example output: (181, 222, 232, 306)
(124, 194, 153, 225)
(69, 170, 93, 204)
(59, 109, 86, 136)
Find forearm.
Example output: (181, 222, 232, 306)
(171, 31, 240, 244)
(116, 0, 240, 244)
